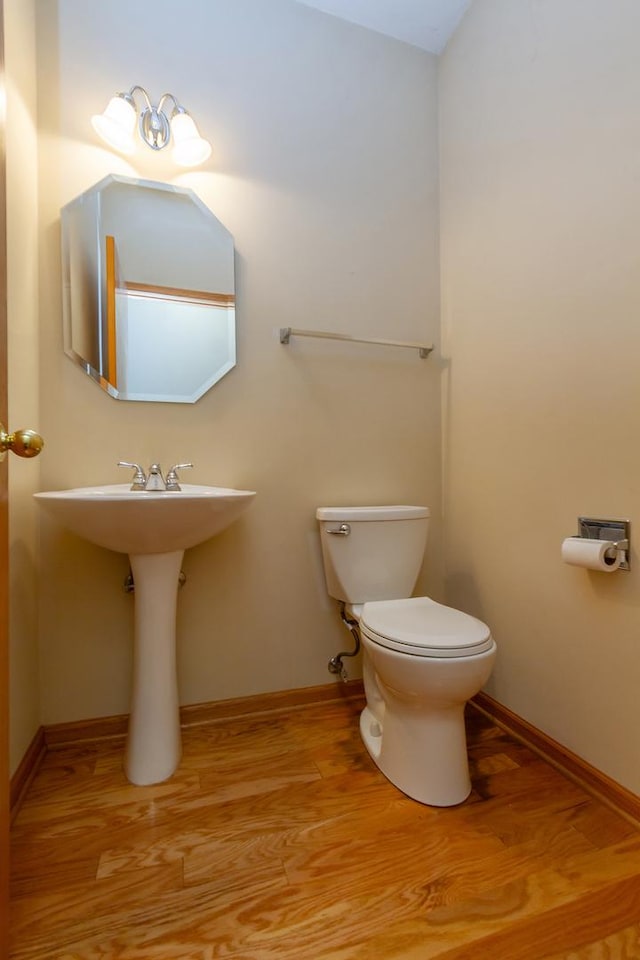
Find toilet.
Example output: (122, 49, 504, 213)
(316, 505, 496, 807)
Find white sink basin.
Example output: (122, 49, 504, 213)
(34, 481, 256, 787)
(34, 483, 256, 555)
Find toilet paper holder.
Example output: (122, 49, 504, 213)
(575, 517, 630, 571)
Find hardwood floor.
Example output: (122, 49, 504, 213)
(9, 695, 640, 959)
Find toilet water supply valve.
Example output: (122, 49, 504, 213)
(328, 602, 361, 682)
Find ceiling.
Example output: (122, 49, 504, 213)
(293, 0, 472, 54)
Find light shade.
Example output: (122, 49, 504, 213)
(91, 95, 136, 155)
(170, 111, 212, 167)
(92, 87, 213, 167)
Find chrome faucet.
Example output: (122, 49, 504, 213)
(117, 461, 194, 491)
(145, 463, 166, 490)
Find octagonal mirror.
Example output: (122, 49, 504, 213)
(61, 175, 235, 403)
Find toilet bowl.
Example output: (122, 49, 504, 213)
(317, 505, 496, 807)
(359, 598, 496, 806)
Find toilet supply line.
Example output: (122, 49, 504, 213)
(328, 602, 361, 682)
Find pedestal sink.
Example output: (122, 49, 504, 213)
(34, 483, 256, 785)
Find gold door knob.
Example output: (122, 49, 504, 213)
(0, 422, 44, 460)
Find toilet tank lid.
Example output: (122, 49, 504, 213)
(316, 505, 430, 521)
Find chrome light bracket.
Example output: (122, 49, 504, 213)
(139, 106, 170, 150)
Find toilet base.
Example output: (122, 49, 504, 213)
(359, 702, 472, 807)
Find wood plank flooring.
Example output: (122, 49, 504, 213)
(9, 696, 640, 959)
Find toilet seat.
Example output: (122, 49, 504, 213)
(360, 597, 493, 658)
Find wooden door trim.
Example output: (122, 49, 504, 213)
(9, 727, 46, 821)
(0, 0, 9, 949)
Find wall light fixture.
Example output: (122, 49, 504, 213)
(91, 85, 212, 167)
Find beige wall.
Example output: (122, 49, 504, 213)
(34, 0, 441, 723)
(440, 0, 640, 792)
(6, 0, 41, 773)
(13, 0, 640, 800)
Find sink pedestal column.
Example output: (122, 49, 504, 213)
(125, 549, 184, 785)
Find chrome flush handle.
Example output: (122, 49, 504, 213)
(327, 523, 350, 536)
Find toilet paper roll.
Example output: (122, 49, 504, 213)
(561, 537, 621, 572)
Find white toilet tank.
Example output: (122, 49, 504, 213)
(316, 505, 430, 603)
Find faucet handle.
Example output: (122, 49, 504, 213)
(166, 462, 193, 491)
(117, 461, 147, 490)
